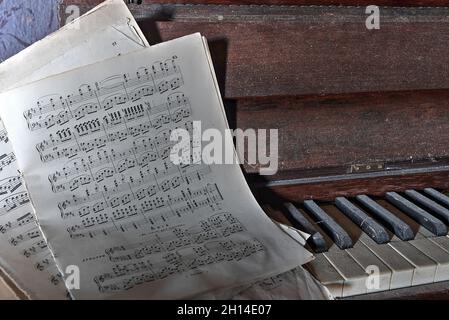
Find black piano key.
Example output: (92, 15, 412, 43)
(283, 202, 327, 253)
(424, 188, 449, 208)
(335, 197, 390, 244)
(385, 192, 448, 236)
(405, 189, 449, 224)
(303, 200, 353, 250)
(356, 194, 414, 241)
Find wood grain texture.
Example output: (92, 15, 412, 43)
(64, 0, 449, 7)
(62, 3, 449, 97)
(256, 169, 449, 201)
(236, 91, 449, 175)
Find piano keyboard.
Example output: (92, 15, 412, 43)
(277, 188, 449, 298)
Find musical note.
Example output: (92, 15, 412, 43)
(57, 165, 211, 215)
(0, 129, 8, 144)
(0, 43, 297, 300)
(66, 183, 223, 239)
(9, 227, 41, 246)
(0, 176, 23, 196)
(0, 153, 16, 171)
(23, 59, 181, 122)
(0, 192, 30, 215)
(94, 237, 264, 293)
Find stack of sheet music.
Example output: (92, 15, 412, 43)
(0, 0, 327, 300)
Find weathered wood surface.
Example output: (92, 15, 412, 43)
(66, 0, 449, 7)
(59, 2, 449, 178)
(236, 91, 449, 174)
(62, 3, 449, 98)
(256, 169, 449, 201)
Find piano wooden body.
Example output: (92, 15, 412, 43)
(59, 0, 449, 299)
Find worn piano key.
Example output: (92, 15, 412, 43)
(405, 189, 449, 224)
(408, 237, 449, 282)
(321, 204, 392, 292)
(262, 204, 310, 245)
(323, 249, 369, 297)
(360, 237, 414, 290)
(335, 197, 390, 244)
(283, 202, 327, 253)
(376, 200, 425, 239)
(392, 198, 449, 282)
(429, 236, 449, 253)
(305, 253, 344, 298)
(303, 200, 353, 250)
(385, 192, 447, 236)
(345, 243, 392, 293)
(423, 188, 449, 207)
(389, 241, 437, 286)
(376, 196, 449, 285)
(356, 195, 414, 241)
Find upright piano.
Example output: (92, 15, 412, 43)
(58, 0, 449, 299)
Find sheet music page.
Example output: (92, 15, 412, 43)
(0, 121, 67, 299)
(0, 0, 148, 92)
(197, 266, 332, 300)
(0, 0, 150, 299)
(230, 266, 332, 300)
(0, 33, 312, 299)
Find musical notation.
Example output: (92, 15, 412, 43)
(0, 212, 35, 235)
(34, 254, 54, 272)
(42, 122, 190, 173)
(23, 59, 181, 123)
(22, 239, 48, 258)
(0, 176, 22, 196)
(105, 213, 246, 262)
(66, 183, 223, 239)
(0, 153, 16, 172)
(9, 226, 41, 246)
(0, 192, 30, 216)
(0, 42, 298, 300)
(35, 93, 190, 153)
(95, 237, 264, 293)
(57, 165, 212, 218)
(0, 129, 8, 144)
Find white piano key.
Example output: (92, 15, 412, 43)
(360, 238, 414, 290)
(320, 204, 392, 293)
(302, 208, 367, 297)
(389, 241, 437, 285)
(374, 199, 449, 283)
(346, 243, 392, 293)
(323, 249, 368, 297)
(429, 236, 449, 253)
(305, 253, 345, 298)
(409, 237, 449, 282)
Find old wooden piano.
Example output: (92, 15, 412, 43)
(57, 0, 449, 299)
